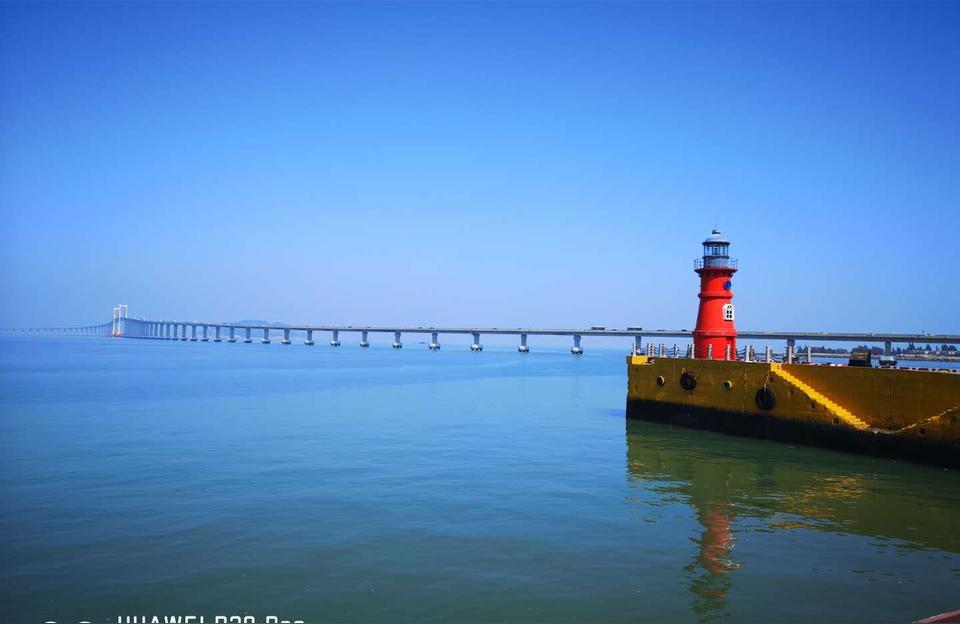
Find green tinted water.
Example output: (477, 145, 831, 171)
(0, 337, 957, 623)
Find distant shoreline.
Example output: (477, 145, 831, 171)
(812, 352, 960, 363)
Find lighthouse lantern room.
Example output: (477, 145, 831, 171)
(692, 230, 738, 359)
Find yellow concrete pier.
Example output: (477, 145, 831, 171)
(626, 355, 960, 467)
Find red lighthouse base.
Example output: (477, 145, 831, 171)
(693, 328, 737, 360)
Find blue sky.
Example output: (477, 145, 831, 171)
(1, 2, 958, 335)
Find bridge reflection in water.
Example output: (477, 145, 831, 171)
(623, 419, 960, 623)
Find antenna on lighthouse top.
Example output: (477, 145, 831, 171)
(704, 229, 727, 243)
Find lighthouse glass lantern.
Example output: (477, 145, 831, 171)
(699, 231, 735, 269)
(693, 230, 739, 359)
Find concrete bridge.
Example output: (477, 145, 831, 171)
(90, 305, 960, 362)
(2, 323, 112, 337)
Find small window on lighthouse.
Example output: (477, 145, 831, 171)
(723, 304, 735, 321)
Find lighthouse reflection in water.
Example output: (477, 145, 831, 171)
(624, 418, 960, 623)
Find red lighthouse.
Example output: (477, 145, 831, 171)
(693, 230, 738, 359)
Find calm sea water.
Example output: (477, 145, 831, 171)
(1, 337, 958, 624)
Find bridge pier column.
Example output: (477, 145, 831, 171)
(429, 332, 440, 351)
(518, 333, 529, 353)
(201, 326, 209, 342)
(282, 329, 291, 345)
(214, 326, 222, 342)
(180, 324, 188, 341)
(360, 330, 370, 348)
(571, 334, 583, 355)
(470, 332, 483, 352)
(392, 331, 402, 349)
(305, 329, 314, 346)
(330, 330, 340, 347)
(228, 327, 236, 343)
(190, 325, 198, 341)
(244, 327, 252, 344)
(262, 328, 271, 344)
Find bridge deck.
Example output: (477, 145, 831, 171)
(121, 319, 960, 344)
